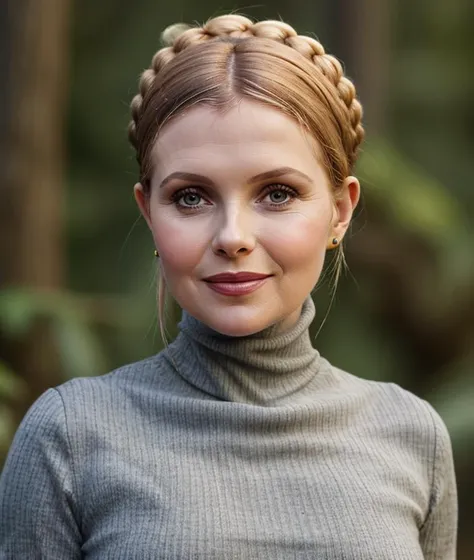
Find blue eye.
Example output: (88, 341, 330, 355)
(181, 192, 201, 206)
(268, 190, 290, 204)
(170, 183, 298, 212)
(171, 188, 207, 210)
(262, 184, 298, 208)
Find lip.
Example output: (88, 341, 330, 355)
(205, 277, 270, 296)
(203, 272, 272, 283)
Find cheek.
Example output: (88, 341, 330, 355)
(150, 213, 206, 273)
(263, 211, 330, 267)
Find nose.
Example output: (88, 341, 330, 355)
(211, 203, 256, 258)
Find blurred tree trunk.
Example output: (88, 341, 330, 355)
(328, 0, 391, 136)
(0, 0, 71, 419)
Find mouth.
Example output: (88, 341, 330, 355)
(203, 272, 272, 283)
(204, 276, 270, 296)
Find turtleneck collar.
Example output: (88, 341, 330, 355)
(163, 295, 322, 406)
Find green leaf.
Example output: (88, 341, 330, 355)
(51, 315, 107, 379)
(426, 357, 474, 455)
(0, 289, 38, 336)
(0, 406, 17, 458)
(0, 360, 26, 400)
(358, 139, 466, 244)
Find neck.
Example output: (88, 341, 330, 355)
(163, 295, 322, 406)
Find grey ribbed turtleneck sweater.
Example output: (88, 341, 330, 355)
(0, 296, 457, 559)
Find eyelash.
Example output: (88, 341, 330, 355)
(170, 184, 299, 212)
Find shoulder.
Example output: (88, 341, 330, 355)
(10, 387, 68, 450)
(54, 352, 165, 403)
(328, 364, 455, 493)
(329, 363, 452, 456)
(5, 354, 169, 466)
(12, 354, 165, 445)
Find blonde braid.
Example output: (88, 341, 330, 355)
(128, 15, 364, 163)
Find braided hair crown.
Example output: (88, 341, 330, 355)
(129, 15, 364, 182)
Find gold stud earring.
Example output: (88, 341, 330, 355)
(154, 249, 159, 257)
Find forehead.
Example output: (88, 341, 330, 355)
(151, 99, 325, 179)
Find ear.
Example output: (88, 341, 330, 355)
(330, 176, 360, 241)
(134, 183, 153, 230)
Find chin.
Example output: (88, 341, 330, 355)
(199, 309, 274, 338)
(212, 322, 264, 338)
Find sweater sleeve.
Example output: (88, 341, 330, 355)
(0, 388, 82, 559)
(419, 402, 458, 560)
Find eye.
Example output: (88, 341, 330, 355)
(181, 192, 201, 206)
(261, 184, 298, 208)
(171, 187, 209, 211)
(268, 190, 289, 204)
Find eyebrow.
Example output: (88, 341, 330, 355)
(158, 167, 313, 189)
(249, 167, 313, 184)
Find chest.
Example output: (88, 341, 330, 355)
(78, 425, 429, 559)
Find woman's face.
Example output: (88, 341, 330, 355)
(135, 99, 359, 336)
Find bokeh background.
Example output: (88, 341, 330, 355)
(1, 0, 473, 556)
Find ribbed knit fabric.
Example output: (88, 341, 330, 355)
(0, 295, 457, 559)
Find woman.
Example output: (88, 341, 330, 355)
(0, 14, 457, 559)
